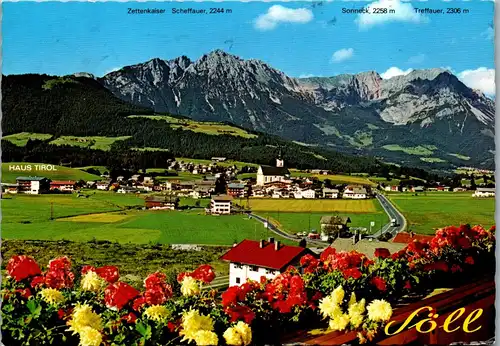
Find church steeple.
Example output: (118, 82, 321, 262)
(276, 149, 284, 168)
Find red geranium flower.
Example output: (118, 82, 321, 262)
(96, 266, 120, 283)
(122, 312, 137, 324)
(167, 321, 178, 333)
(132, 296, 147, 311)
(81, 265, 96, 275)
(7, 255, 41, 282)
(57, 309, 65, 320)
(191, 265, 216, 284)
(45, 268, 75, 289)
(222, 286, 239, 307)
(15, 288, 32, 299)
(465, 256, 475, 265)
(31, 275, 45, 288)
(105, 282, 140, 310)
(404, 281, 412, 290)
(225, 305, 256, 324)
(343, 268, 362, 280)
(371, 276, 387, 291)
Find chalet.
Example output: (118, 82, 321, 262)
(210, 194, 233, 214)
(49, 181, 76, 192)
(220, 238, 312, 286)
(144, 196, 179, 210)
(301, 189, 316, 199)
(342, 186, 368, 199)
(453, 187, 467, 192)
(473, 188, 495, 198)
(16, 176, 51, 194)
(256, 155, 290, 186)
(117, 186, 139, 194)
(384, 185, 399, 192)
(322, 188, 339, 198)
(411, 186, 425, 193)
(320, 216, 351, 240)
(227, 183, 245, 198)
(2, 183, 19, 194)
(96, 181, 111, 190)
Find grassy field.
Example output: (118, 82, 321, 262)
(2, 192, 294, 246)
(1, 239, 230, 290)
(254, 198, 387, 234)
(382, 144, 437, 156)
(388, 192, 495, 234)
(3, 132, 53, 146)
(289, 171, 376, 186)
(257, 211, 388, 235)
(49, 136, 131, 151)
(249, 198, 378, 213)
(128, 115, 257, 139)
(2, 163, 102, 183)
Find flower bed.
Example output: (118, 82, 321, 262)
(1, 224, 495, 346)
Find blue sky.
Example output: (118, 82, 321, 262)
(2, 0, 495, 94)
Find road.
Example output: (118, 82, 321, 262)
(249, 213, 329, 248)
(370, 192, 407, 238)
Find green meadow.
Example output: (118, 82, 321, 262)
(2, 163, 102, 183)
(388, 192, 495, 234)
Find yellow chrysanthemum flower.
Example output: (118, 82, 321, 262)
(194, 330, 219, 346)
(180, 309, 215, 342)
(331, 285, 345, 306)
(81, 271, 106, 292)
(234, 321, 252, 346)
(78, 326, 102, 346)
(181, 276, 201, 297)
(223, 322, 252, 346)
(367, 299, 393, 322)
(348, 292, 357, 308)
(39, 288, 65, 305)
(144, 305, 170, 322)
(318, 295, 341, 319)
(67, 304, 102, 334)
(348, 298, 366, 328)
(329, 313, 350, 331)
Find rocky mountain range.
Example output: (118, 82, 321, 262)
(99, 50, 495, 169)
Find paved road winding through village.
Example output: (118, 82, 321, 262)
(370, 192, 407, 238)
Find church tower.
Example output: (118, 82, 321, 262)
(276, 149, 284, 168)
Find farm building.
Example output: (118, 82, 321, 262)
(383, 185, 399, 192)
(256, 155, 290, 186)
(323, 188, 339, 198)
(300, 189, 316, 199)
(96, 181, 111, 190)
(144, 196, 179, 210)
(411, 186, 425, 193)
(16, 176, 51, 194)
(320, 216, 351, 240)
(210, 194, 233, 214)
(220, 238, 312, 286)
(342, 186, 368, 199)
(473, 188, 495, 198)
(2, 183, 19, 194)
(211, 157, 227, 162)
(49, 181, 76, 192)
(117, 186, 139, 194)
(227, 183, 246, 198)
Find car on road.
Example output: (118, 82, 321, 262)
(391, 218, 399, 227)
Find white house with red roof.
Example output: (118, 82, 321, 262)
(50, 180, 76, 192)
(220, 238, 312, 286)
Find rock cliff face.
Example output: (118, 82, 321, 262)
(100, 50, 495, 169)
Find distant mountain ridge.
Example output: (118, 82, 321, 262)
(99, 50, 495, 169)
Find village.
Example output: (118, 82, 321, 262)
(2, 156, 495, 202)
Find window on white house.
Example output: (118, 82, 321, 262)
(234, 263, 243, 269)
(250, 266, 259, 272)
(265, 269, 275, 275)
(236, 277, 240, 284)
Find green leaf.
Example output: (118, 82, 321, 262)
(135, 322, 152, 340)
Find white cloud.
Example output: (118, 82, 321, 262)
(331, 48, 354, 63)
(380, 67, 413, 79)
(298, 74, 316, 78)
(457, 67, 495, 96)
(407, 53, 425, 65)
(356, 0, 427, 29)
(254, 5, 313, 31)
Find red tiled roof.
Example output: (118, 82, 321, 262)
(50, 181, 75, 185)
(220, 239, 307, 270)
(392, 232, 434, 244)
